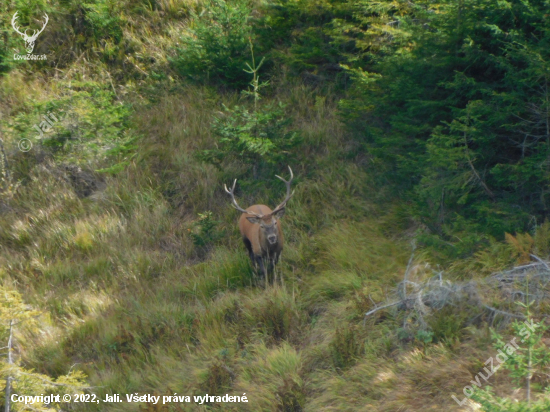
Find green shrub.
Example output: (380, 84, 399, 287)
(198, 103, 301, 177)
(2, 80, 134, 167)
(256, 0, 353, 77)
(470, 302, 550, 409)
(79, 0, 125, 44)
(428, 306, 468, 345)
(471, 387, 550, 411)
(171, 0, 254, 88)
(338, 0, 550, 249)
(189, 210, 224, 251)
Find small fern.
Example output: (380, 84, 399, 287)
(505, 232, 535, 264)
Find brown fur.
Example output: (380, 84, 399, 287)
(238, 205, 284, 275)
(225, 166, 293, 278)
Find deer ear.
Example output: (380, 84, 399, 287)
(272, 208, 285, 219)
(246, 216, 262, 224)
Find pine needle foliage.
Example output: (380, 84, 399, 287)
(171, 0, 255, 88)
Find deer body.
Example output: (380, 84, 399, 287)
(239, 205, 284, 274)
(225, 167, 294, 280)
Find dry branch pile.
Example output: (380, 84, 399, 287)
(364, 254, 550, 329)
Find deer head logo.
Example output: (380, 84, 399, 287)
(11, 12, 49, 54)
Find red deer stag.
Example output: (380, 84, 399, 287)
(224, 167, 294, 280)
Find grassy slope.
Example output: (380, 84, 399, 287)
(0, 1, 545, 411)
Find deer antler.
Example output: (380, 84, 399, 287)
(11, 12, 48, 40)
(11, 12, 25, 37)
(271, 166, 294, 214)
(224, 180, 262, 217)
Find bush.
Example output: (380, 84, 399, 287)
(198, 103, 301, 177)
(338, 0, 550, 247)
(189, 211, 224, 253)
(256, 0, 354, 77)
(171, 0, 254, 88)
(2, 80, 134, 167)
(470, 302, 550, 410)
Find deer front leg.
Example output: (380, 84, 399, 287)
(254, 256, 267, 286)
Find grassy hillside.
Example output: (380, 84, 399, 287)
(1, 0, 550, 411)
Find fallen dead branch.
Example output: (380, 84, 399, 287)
(364, 254, 550, 329)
